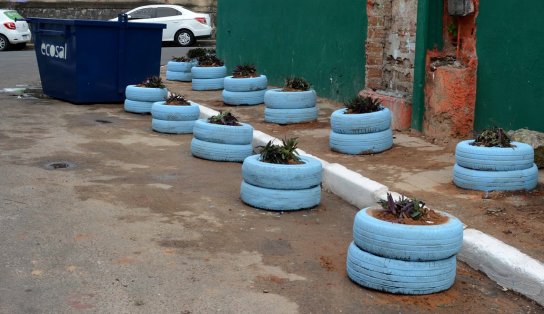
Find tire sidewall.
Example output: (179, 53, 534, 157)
(193, 119, 254, 144)
(264, 88, 317, 109)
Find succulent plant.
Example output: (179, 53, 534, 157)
(197, 54, 224, 67)
(138, 76, 165, 88)
(165, 93, 190, 106)
(258, 137, 302, 164)
(171, 56, 191, 62)
(283, 77, 311, 91)
(208, 111, 240, 126)
(471, 127, 512, 147)
(187, 48, 207, 59)
(344, 95, 382, 114)
(378, 193, 428, 222)
(232, 64, 258, 78)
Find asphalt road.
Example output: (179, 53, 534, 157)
(0, 49, 542, 313)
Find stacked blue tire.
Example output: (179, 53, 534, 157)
(124, 85, 168, 114)
(166, 60, 197, 82)
(222, 75, 268, 106)
(191, 66, 227, 91)
(240, 155, 322, 211)
(191, 119, 254, 162)
(264, 88, 318, 124)
(329, 108, 393, 154)
(346, 207, 463, 295)
(151, 101, 200, 134)
(453, 140, 538, 191)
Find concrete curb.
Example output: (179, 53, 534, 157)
(196, 103, 544, 306)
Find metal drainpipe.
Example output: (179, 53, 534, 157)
(411, 0, 431, 131)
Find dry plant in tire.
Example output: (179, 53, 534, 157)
(197, 54, 224, 67)
(208, 111, 241, 126)
(344, 95, 382, 114)
(470, 126, 513, 147)
(165, 93, 190, 106)
(137, 76, 166, 88)
(232, 64, 258, 78)
(375, 193, 447, 225)
(283, 76, 311, 92)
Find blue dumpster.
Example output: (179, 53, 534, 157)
(28, 16, 165, 104)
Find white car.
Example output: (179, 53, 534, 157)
(111, 5, 212, 47)
(0, 9, 31, 51)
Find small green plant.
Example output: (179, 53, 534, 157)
(171, 56, 191, 62)
(208, 111, 241, 126)
(165, 93, 190, 106)
(197, 54, 224, 67)
(187, 48, 207, 59)
(378, 193, 428, 222)
(258, 138, 302, 164)
(283, 77, 311, 91)
(344, 95, 382, 114)
(232, 64, 258, 78)
(471, 127, 512, 147)
(138, 76, 165, 88)
(447, 22, 458, 38)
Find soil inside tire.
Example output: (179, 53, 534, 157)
(369, 208, 449, 225)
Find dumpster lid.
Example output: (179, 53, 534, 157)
(26, 17, 166, 29)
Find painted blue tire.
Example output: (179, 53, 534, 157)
(224, 75, 268, 92)
(346, 242, 456, 295)
(264, 88, 317, 109)
(222, 89, 266, 106)
(353, 208, 463, 262)
(151, 101, 200, 121)
(166, 60, 196, 73)
(166, 71, 192, 82)
(124, 99, 152, 114)
(330, 108, 391, 134)
(191, 66, 227, 79)
(455, 140, 534, 171)
(193, 119, 253, 145)
(125, 85, 168, 102)
(191, 138, 253, 162)
(329, 129, 393, 155)
(242, 155, 322, 190)
(240, 181, 321, 211)
(264, 107, 318, 124)
(152, 119, 195, 134)
(453, 163, 538, 192)
(192, 78, 225, 91)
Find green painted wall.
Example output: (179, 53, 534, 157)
(475, 1, 544, 132)
(216, 0, 366, 101)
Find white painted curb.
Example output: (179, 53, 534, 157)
(459, 229, 544, 306)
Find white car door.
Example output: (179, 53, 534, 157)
(126, 7, 169, 41)
(154, 7, 184, 41)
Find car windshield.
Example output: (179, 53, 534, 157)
(4, 10, 24, 21)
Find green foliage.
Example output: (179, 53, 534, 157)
(187, 48, 207, 59)
(447, 22, 458, 37)
(171, 56, 191, 62)
(283, 77, 311, 91)
(378, 193, 428, 221)
(138, 76, 165, 88)
(471, 127, 512, 147)
(344, 95, 382, 114)
(165, 93, 190, 106)
(208, 111, 241, 126)
(197, 54, 224, 67)
(258, 138, 302, 164)
(232, 64, 258, 78)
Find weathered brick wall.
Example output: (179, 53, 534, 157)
(365, 0, 417, 97)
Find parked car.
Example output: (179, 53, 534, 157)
(0, 9, 31, 51)
(110, 5, 212, 47)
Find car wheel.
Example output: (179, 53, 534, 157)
(175, 29, 195, 47)
(0, 35, 11, 51)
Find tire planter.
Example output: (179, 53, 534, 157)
(353, 207, 463, 261)
(264, 89, 317, 109)
(191, 120, 254, 162)
(166, 60, 197, 82)
(222, 75, 268, 106)
(264, 89, 318, 124)
(150, 101, 200, 134)
(329, 129, 393, 155)
(191, 66, 227, 91)
(240, 154, 323, 211)
(347, 242, 456, 295)
(240, 181, 321, 211)
(124, 85, 167, 114)
(453, 163, 538, 192)
(453, 139, 538, 192)
(455, 140, 535, 171)
(329, 107, 393, 155)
